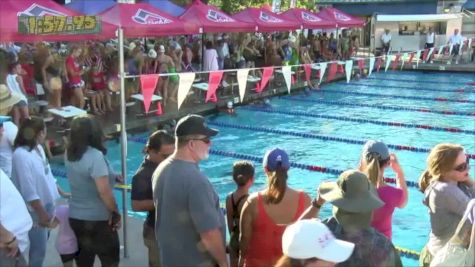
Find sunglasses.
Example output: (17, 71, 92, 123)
(191, 137, 211, 145)
(454, 156, 470, 172)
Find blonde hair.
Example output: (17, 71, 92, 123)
(418, 143, 464, 193)
(364, 153, 389, 187)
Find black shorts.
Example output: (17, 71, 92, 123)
(452, 44, 460, 55)
(60, 252, 78, 263)
(425, 43, 434, 49)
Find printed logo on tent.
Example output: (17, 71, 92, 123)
(302, 11, 321, 22)
(206, 10, 234, 23)
(333, 11, 351, 21)
(132, 9, 172, 25)
(259, 11, 283, 23)
(18, 4, 67, 17)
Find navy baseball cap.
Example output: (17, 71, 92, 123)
(263, 148, 290, 171)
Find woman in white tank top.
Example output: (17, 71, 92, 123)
(6, 62, 29, 126)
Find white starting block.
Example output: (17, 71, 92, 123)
(131, 94, 163, 115)
(247, 76, 261, 83)
(48, 105, 87, 119)
(275, 69, 296, 75)
(192, 82, 209, 91)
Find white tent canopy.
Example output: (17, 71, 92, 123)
(376, 13, 462, 22)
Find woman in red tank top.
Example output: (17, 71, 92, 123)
(239, 148, 311, 267)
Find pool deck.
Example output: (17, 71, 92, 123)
(44, 216, 148, 267)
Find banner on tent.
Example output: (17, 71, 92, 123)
(18, 15, 101, 35)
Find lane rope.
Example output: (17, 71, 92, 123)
(366, 76, 471, 85)
(281, 97, 475, 117)
(342, 82, 474, 93)
(312, 90, 475, 104)
(207, 121, 475, 159)
(240, 107, 475, 135)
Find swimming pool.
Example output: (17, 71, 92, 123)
(55, 71, 475, 266)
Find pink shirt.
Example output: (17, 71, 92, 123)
(55, 204, 78, 255)
(371, 185, 403, 240)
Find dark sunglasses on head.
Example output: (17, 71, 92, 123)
(454, 156, 470, 172)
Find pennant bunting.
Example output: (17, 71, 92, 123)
(256, 67, 273, 93)
(376, 57, 382, 72)
(468, 38, 473, 52)
(345, 60, 353, 83)
(385, 56, 391, 72)
(422, 49, 429, 61)
(139, 74, 159, 114)
(237, 69, 250, 103)
(368, 57, 375, 76)
(304, 64, 312, 83)
(156, 102, 163, 115)
(206, 71, 224, 103)
(177, 72, 196, 109)
(415, 50, 421, 67)
(281, 66, 292, 94)
(449, 44, 454, 55)
(327, 62, 337, 82)
(400, 53, 407, 70)
(319, 63, 327, 84)
(392, 54, 401, 70)
(437, 45, 445, 56)
(427, 47, 435, 62)
(408, 52, 415, 64)
(357, 59, 365, 72)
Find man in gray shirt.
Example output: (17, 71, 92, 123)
(152, 114, 227, 267)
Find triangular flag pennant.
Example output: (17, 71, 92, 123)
(256, 67, 273, 93)
(156, 101, 163, 115)
(206, 71, 224, 103)
(437, 45, 445, 56)
(392, 54, 401, 70)
(376, 57, 382, 72)
(400, 53, 408, 70)
(427, 47, 435, 62)
(422, 49, 429, 61)
(139, 74, 159, 114)
(408, 52, 415, 64)
(416, 50, 421, 67)
(319, 63, 327, 84)
(449, 44, 454, 55)
(345, 60, 353, 83)
(468, 38, 473, 51)
(385, 56, 391, 72)
(304, 64, 312, 83)
(327, 62, 338, 82)
(237, 69, 250, 103)
(282, 66, 292, 93)
(357, 59, 365, 72)
(368, 57, 375, 76)
(177, 72, 195, 110)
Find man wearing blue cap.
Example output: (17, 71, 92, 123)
(152, 114, 228, 267)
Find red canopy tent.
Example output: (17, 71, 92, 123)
(232, 7, 300, 32)
(0, 0, 116, 42)
(99, 3, 198, 37)
(280, 8, 336, 29)
(316, 7, 365, 28)
(179, 1, 255, 33)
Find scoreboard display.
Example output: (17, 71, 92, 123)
(18, 15, 101, 35)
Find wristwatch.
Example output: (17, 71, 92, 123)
(311, 198, 322, 209)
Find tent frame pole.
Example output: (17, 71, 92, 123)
(118, 27, 129, 259)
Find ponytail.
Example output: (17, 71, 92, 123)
(418, 170, 433, 193)
(265, 168, 288, 204)
(365, 157, 381, 187)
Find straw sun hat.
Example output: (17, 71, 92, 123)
(0, 84, 22, 115)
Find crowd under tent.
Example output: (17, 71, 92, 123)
(232, 7, 301, 32)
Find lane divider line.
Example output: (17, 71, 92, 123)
(341, 82, 474, 93)
(207, 121, 475, 159)
(282, 97, 475, 117)
(312, 90, 475, 104)
(240, 107, 475, 135)
(366, 76, 472, 85)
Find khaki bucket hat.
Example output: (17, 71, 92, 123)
(319, 169, 384, 213)
(0, 84, 22, 115)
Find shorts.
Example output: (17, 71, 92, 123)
(60, 252, 78, 263)
(69, 80, 85, 89)
(425, 43, 434, 49)
(14, 100, 27, 108)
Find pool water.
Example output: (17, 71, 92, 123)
(54, 71, 475, 267)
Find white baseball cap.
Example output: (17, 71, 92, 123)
(282, 220, 355, 263)
(159, 45, 165, 53)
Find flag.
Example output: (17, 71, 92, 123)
(139, 74, 159, 114)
